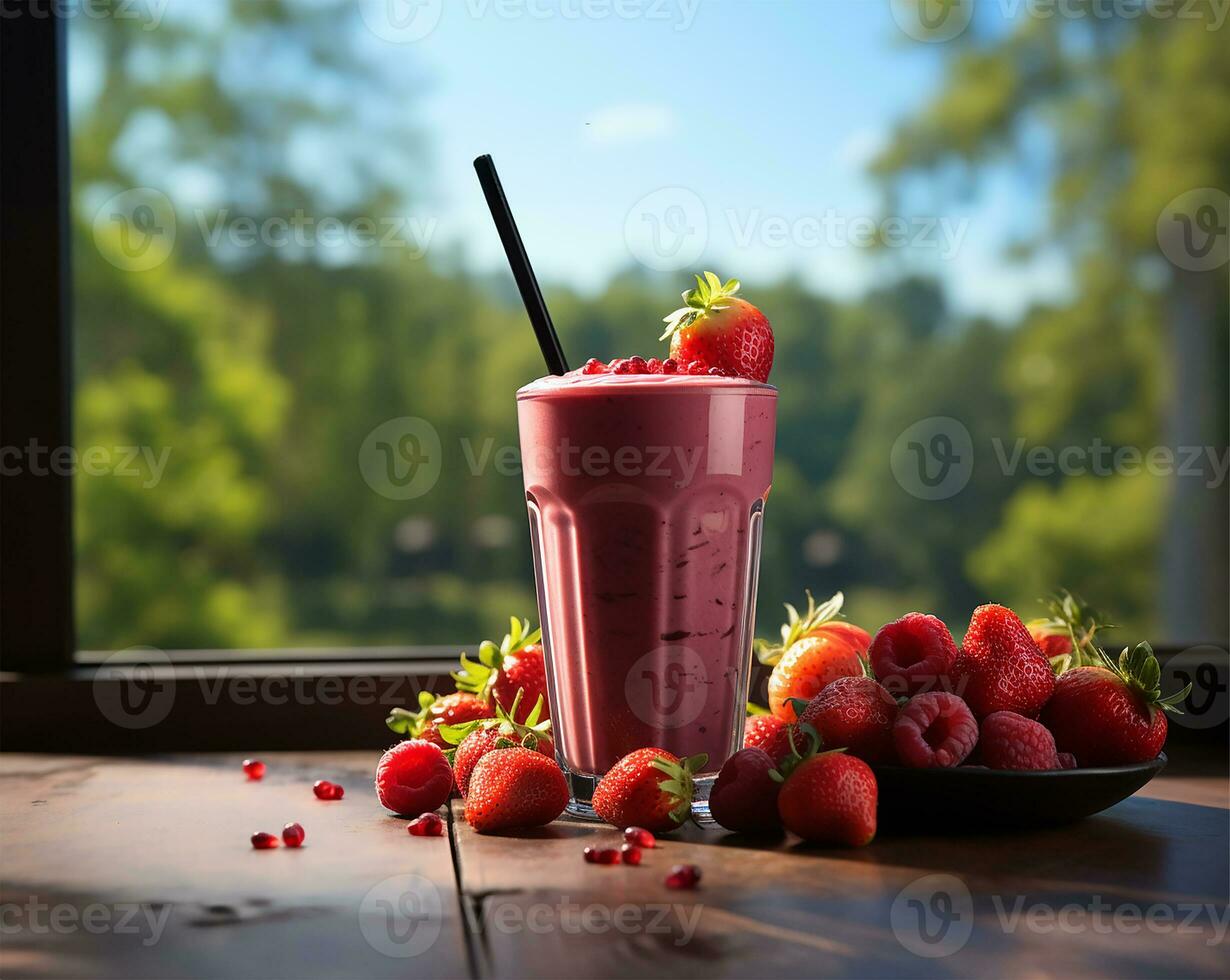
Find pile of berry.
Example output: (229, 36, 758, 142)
(717, 595, 1187, 841)
(581, 357, 733, 376)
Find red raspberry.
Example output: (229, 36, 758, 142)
(797, 675, 898, 763)
(869, 613, 958, 697)
(980, 711, 1061, 770)
(893, 692, 978, 768)
(374, 740, 454, 815)
(582, 358, 608, 375)
(743, 714, 792, 763)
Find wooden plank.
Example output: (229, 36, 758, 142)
(451, 788, 1229, 979)
(0, 753, 471, 979)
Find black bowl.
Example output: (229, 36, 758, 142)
(873, 753, 1167, 831)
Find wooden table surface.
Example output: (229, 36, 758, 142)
(1, 752, 1226, 979)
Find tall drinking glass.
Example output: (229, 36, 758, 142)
(515, 371, 777, 818)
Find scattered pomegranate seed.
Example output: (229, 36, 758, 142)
(646, 357, 663, 374)
(594, 848, 620, 865)
(665, 864, 702, 889)
(623, 826, 656, 848)
(582, 846, 599, 864)
(626, 356, 648, 374)
(329, 784, 344, 800)
(620, 844, 643, 866)
(242, 759, 265, 781)
(313, 779, 343, 800)
(582, 358, 607, 375)
(407, 812, 444, 837)
(611, 358, 632, 374)
(661, 358, 678, 374)
(281, 822, 305, 848)
(250, 832, 280, 850)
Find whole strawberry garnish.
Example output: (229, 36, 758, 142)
(775, 748, 877, 847)
(454, 617, 550, 724)
(591, 748, 707, 833)
(464, 746, 569, 833)
(443, 693, 554, 798)
(386, 690, 495, 748)
(659, 272, 774, 382)
(709, 747, 782, 834)
(796, 672, 898, 764)
(1042, 641, 1189, 766)
(950, 603, 1055, 719)
(743, 708, 792, 764)
(759, 591, 869, 722)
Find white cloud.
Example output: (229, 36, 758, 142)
(583, 104, 674, 147)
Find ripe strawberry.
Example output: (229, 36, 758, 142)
(709, 748, 782, 834)
(454, 617, 550, 724)
(386, 690, 495, 748)
(591, 748, 707, 833)
(760, 592, 869, 722)
(374, 739, 454, 816)
(776, 751, 877, 846)
(659, 272, 774, 382)
(950, 604, 1055, 719)
(743, 710, 792, 763)
(797, 674, 898, 764)
(1029, 589, 1112, 670)
(979, 711, 1060, 770)
(444, 693, 554, 798)
(1042, 642, 1188, 766)
(893, 692, 979, 768)
(868, 612, 958, 697)
(464, 747, 569, 833)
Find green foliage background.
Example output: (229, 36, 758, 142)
(72, 2, 1228, 651)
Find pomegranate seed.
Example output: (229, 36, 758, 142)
(646, 357, 663, 374)
(408, 812, 444, 837)
(626, 356, 648, 374)
(661, 358, 678, 374)
(281, 822, 305, 848)
(620, 844, 643, 866)
(242, 759, 265, 781)
(665, 864, 701, 889)
(582, 846, 599, 864)
(623, 826, 656, 848)
(313, 779, 344, 800)
(594, 848, 620, 865)
(250, 832, 279, 850)
(708, 366, 726, 376)
(582, 358, 607, 375)
(329, 783, 344, 800)
(611, 358, 632, 374)
(687, 361, 708, 375)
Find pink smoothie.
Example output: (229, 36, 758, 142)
(516, 371, 777, 794)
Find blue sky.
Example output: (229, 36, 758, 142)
(72, 0, 1073, 322)
(381, 0, 1072, 321)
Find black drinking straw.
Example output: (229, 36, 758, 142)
(473, 154, 570, 375)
